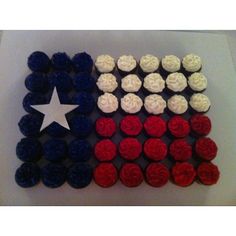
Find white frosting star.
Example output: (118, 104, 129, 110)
(31, 87, 78, 131)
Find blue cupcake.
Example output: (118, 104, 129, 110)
(68, 139, 92, 162)
(16, 138, 42, 162)
(25, 72, 49, 93)
(46, 122, 68, 137)
(18, 114, 43, 137)
(69, 116, 93, 137)
(71, 92, 95, 114)
(43, 139, 67, 162)
(15, 163, 40, 188)
(67, 163, 93, 188)
(73, 72, 95, 92)
(72, 52, 93, 73)
(51, 52, 71, 72)
(48, 71, 73, 92)
(27, 51, 50, 72)
(41, 163, 67, 188)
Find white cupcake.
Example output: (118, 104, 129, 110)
(161, 55, 181, 73)
(182, 54, 202, 73)
(167, 95, 188, 114)
(95, 55, 115, 73)
(139, 54, 159, 73)
(143, 73, 165, 93)
(144, 94, 166, 115)
(166, 72, 187, 92)
(188, 73, 207, 92)
(121, 93, 143, 114)
(121, 74, 142, 92)
(97, 93, 119, 114)
(117, 55, 137, 74)
(96, 73, 118, 93)
(189, 93, 211, 112)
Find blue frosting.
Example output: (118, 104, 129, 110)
(25, 72, 49, 93)
(23, 92, 47, 113)
(73, 72, 95, 92)
(69, 116, 93, 137)
(46, 122, 68, 137)
(72, 52, 93, 73)
(27, 51, 50, 72)
(51, 52, 71, 72)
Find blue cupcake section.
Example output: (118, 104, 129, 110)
(73, 72, 95, 92)
(23, 92, 47, 113)
(25, 73, 49, 93)
(69, 116, 93, 137)
(27, 51, 50, 72)
(72, 52, 93, 73)
(51, 52, 71, 72)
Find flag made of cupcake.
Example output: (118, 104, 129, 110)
(15, 51, 219, 189)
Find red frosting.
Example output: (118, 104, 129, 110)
(120, 115, 143, 136)
(195, 137, 218, 161)
(197, 162, 220, 185)
(190, 114, 211, 136)
(119, 163, 143, 187)
(169, 139, 192, 161)
(145, 163, 170, 187)
(94, 163, 118, 187)
(144, 116, 167, 137)
(96, 117, 116, 137)
(119, 137, 142, 160)
(168, 116, 190, 138)
(144, 138, 167, 161)
(172, 162, 196, 187)
(94, 139, 117, 161)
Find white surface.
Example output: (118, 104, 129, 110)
(0, 31, 236, 205)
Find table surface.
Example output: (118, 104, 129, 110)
(0, 31, 236, 206)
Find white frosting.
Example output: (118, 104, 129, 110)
(97, 93, 119, 113)
(167, 95, 188, 114)
(95, 55, 115, 73)
(161, 55, 181, 72)
(96, 73, 118, 92)
(143, 73, 165, 93)
(117, 55, 137, 72)
(140, 54, 159, 73)
(144, 94, 166, 115)
(166, 72, 187, 92)
(188, 73, 207, 91)
(189, 93, 211, 112)
(182, 54, 202, 72)
(121, 93, 143, 114)
(121, 74, 142, 92)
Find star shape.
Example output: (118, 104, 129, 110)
(31, 87, 78, 131)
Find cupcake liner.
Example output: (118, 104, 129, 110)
(181, 65, 202, 77)
(117, 66, 137, 77)
(159, 64, 180, 78)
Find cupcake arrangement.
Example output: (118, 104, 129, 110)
(15, 51, 219, 189)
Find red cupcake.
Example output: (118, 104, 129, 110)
(119, 137, 142, 160)
(168, 116, 190, 138)
(197, 162, 220, 185)
(169, 139, 192, 161)
(120, 115, 143, 136)
(94, 163, 118, 187)
(195, 137, 217, 161)
(94, 139, 117, 161)
(190, 114, 211, 136)
(144, 116, 167, 137)
(119, 163, 143, 187)
(172, 162, 196, 187)
(145, 163, 169, 187)
(96, 117, 116, 137)
(144, 138, 167, 161)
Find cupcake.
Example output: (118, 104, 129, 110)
(139, 54, 160, 77)
(121, 93, 143, 114)
(120, 115, 143, 136)
(144, 94, 166, 115)
(167, 95, 188, 115)
(190, 114, 211, 137)
(117, 55, 137, 76)
(168, 116, 190, 138)
(72, 52, 93, 73)
(188, 73, 207, 93)
(96, 73, 118, 93)
(121, 74, 142, 93)
(144, 116, 167, 137)
(169, 139, 192, 161)
(182, 53, 202, 76)
(143, 73, 165, 93)
(95, 54, 116, 74)
(160, 55, 181, 77)
(189, 93, 211, 113)
(95, 117, 117, 138)
(166, 72, 187, 93)
(97, 93, 119, 114)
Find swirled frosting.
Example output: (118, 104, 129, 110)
(144, 94, 166, 114)
(167, 95, 188, 114)
(121, 74, 142, 92)
(95, 55, 115, 73)
(117, 55, 137, 72)
(97, 93, 119, 113)
(96, 73, 118, 92)
(188, 73, 207, 91)
(140, 54, 160, 73)
(166, 72, 187, 92)
(161, 55, 181, 72)
(182, 54, 202, 72)
(189, 93, 211, 112)
(121, 93, 143, 114)
(143, 73, 165, 93)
